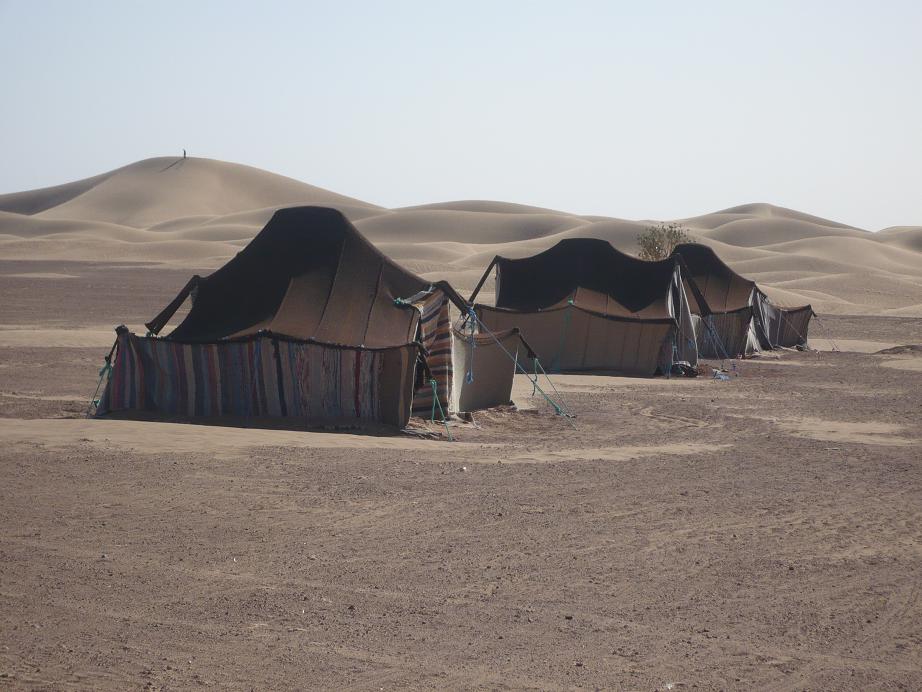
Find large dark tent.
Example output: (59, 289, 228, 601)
(97, 206, 466, 428)
(471, 239, 700, 376)
(672, 243, 813, 355)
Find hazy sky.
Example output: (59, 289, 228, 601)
(1, 1, 920, 229)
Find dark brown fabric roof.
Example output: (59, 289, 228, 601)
(672, 243, 756, 313)
(488, 238, 681, 320)
(147, 206, 465, 347)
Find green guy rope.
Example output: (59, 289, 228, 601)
(86, 359, 113, 418)
(533, 357, 574, 418)
(429, 378, 453, 441)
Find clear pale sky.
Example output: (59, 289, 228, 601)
(1, 1, 920, 230)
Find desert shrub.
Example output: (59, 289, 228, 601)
(636, 222, 690, 260)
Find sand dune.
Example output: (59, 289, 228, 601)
(0, 157, 381, 227)
(1, 156, 920, 315)
(355, 209, 585, 244)
(701, 217, 870, 247)
(396, 200, 583, 216)
(688, 202, 862, 231)
(877, 226, 922, 253)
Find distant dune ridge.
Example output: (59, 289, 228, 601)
(1, 156, 920, 316)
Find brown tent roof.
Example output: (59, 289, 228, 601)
(672, 243, 756, 314)
(480, 238, 691, 321)
(147, 206, 465, 347)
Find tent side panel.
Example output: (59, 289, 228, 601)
(477, 308, 566, 370)
(97, 332, 416, 427)
(749, 290, 772, 350)
(778, 307, 812, 347)
(410, 292, 452, 416)
(697, 309, 754, 358)
(671, 267, 699, 366)
(451, 329, 519, 412)
(378, 345, 415, 428)
(477, 307, 671, 376)
(583, 308, 616, 370)
(572, 314, 671, 375)
(760, 303, 812, 348)
(746, 320, 763, 354)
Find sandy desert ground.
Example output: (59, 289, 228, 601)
(1, 158, 921, 689)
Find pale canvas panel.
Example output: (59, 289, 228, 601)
(451, 328, 521, 412)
